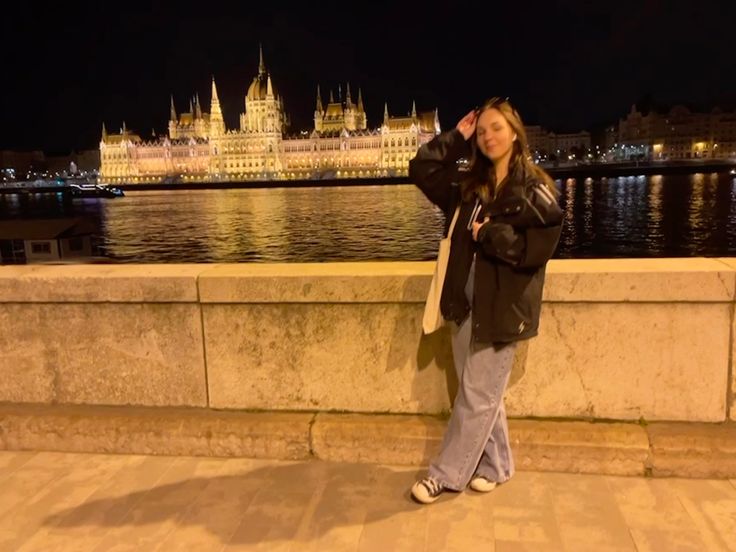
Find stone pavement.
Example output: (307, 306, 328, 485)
(1, 451, 735, 551)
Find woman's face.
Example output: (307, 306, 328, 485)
(476, 108, 515, 161)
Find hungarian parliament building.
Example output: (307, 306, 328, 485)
(99, 49, 440, 183)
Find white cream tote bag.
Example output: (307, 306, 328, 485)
(422, 206, 460, 334)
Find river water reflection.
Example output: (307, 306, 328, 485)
(1, 173, 735, 263)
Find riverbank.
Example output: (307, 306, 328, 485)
(111, 160, 736, 190)
(549, 159, 736, 179)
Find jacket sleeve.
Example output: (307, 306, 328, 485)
(477, 181, 563, 268)
(409, 129, 471, 213)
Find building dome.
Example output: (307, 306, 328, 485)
(247, 74, 277, 101)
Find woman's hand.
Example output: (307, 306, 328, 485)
(472, 217, 490, 241)
(456, 110, 478, 140)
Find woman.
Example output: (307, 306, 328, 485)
(409, 97, 563, 504)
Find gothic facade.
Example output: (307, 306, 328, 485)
(100, 48, 440, 183)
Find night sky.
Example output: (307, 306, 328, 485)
(2, 0, 735, 154)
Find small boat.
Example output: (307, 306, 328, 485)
(68, 183, 125, 198)
(0, 178, 124, 197)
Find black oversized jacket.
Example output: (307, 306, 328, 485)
(409, 129, 563, 343)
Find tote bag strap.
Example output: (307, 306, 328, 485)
(446, 205, 461, 239)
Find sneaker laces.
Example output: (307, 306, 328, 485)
(421, 477, 442, 496)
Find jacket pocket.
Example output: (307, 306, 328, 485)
(511, 301, 532, 324)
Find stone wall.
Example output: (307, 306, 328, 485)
(1, 259, 733, 422)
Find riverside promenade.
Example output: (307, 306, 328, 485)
(1, 259, 736, 549)
(2, 450, 735, 551)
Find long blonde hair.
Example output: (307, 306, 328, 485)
(461, 97, 557, 203)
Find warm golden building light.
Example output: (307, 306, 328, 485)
(99, 47, 440, 184)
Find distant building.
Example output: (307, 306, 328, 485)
(0, 150, 99, 181)
(99, 47, 440, 183)
(618, 104, 736, 160)
(524, 125, 550, 157)
(524, 126, 591, 160)
(603, 125, 618, 153)
(0, 150, 45, 179)
(0, 218, 97, 264)
(45, 151, 100, 175)
(549, 131, 591, 155)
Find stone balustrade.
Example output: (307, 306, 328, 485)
(1, 258, 734, 423)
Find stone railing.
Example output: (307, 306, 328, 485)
(0, 258, 733, 423)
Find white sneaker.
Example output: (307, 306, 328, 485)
(411, 476, 444, 504)
(469, 475, 497, 493)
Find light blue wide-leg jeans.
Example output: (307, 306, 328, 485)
(428, 259, 517, 491)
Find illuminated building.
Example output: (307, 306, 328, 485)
(100, 47, 440, 183)
(524, 126, 591, 161)
(618, 104, 736, 160)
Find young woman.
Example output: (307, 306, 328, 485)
(409, 97, 563, 504)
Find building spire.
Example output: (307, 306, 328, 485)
(195, 93, 202, 119)
(357, 88, 364, 112)
(383, 102, 389, 124)
(170, 95, 177, 122)
(209, 77, 224, 135)
(329, 89, 335, 103)
(346, 82, 352, 105)
(266, 73, 274, 97)
(258, 43, 266, 76)
(316, 85, 323, 112)
(101, 122, 107, 141)
(211, 76, 219, 102)
(122, 121, 127, 134)
(411, 100, 416, 118)
(338, 84, 342, 103)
